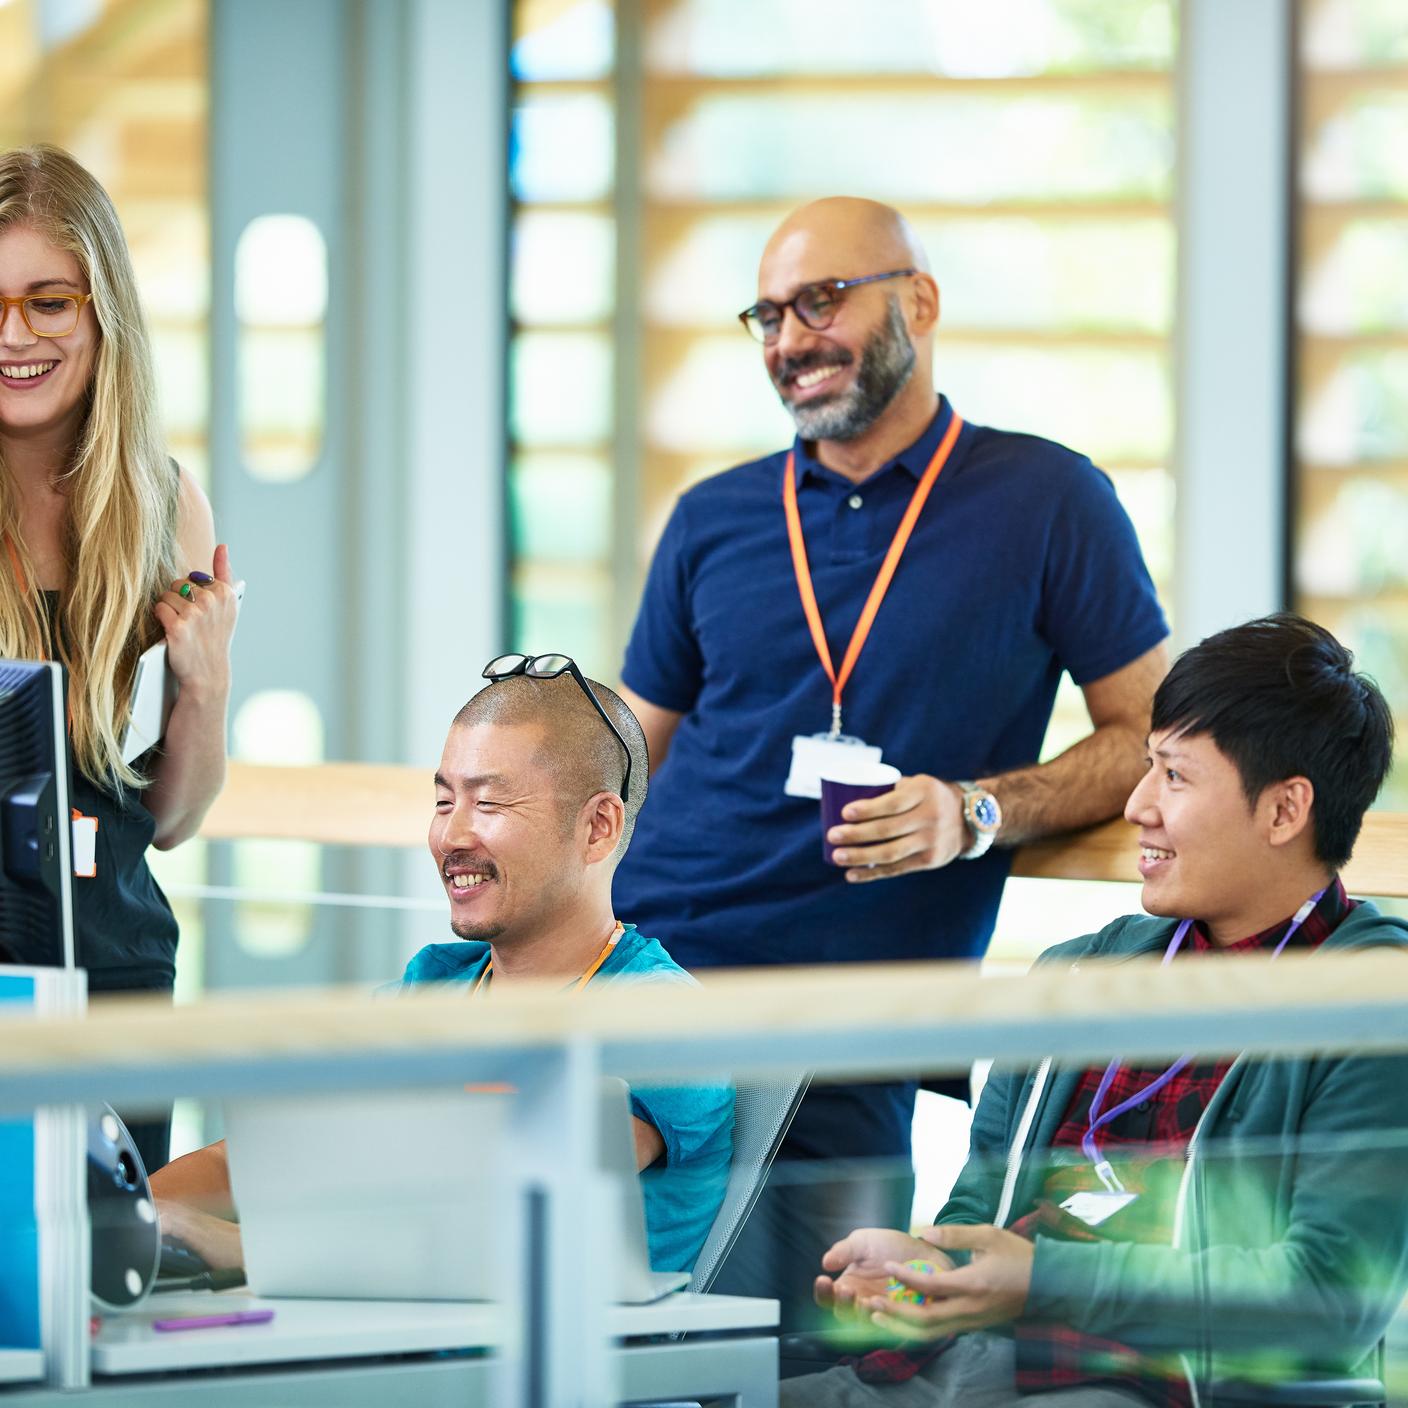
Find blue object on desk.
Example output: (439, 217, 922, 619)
(0, 973, 39, 1350)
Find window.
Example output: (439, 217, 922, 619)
(508, 0, 1178, 764)
(235, 214, 328, 482)
(229, 691, 327, 958)
(1294, 0, 1408, 807)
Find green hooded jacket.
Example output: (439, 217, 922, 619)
(937, 900, 1408, 1398)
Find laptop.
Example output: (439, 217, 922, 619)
(225, 1088, 505, 1301)
(223, 1080, 687, 1304)
(599, 1077, 689, 1303)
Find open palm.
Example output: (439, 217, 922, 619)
(814, 1227, 953, 1318)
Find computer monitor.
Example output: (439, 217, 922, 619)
(0, 660, 75, 968)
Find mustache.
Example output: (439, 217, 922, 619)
(441, 853, 499, 881)
(774, 347, 854, 387)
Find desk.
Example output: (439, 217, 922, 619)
(92, 1291, 502, 1373)
(0, 1289, 778, 1407)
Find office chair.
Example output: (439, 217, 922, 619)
(686, 1073, 810, 1296)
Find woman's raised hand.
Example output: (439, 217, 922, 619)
(153, 543, 241, 696)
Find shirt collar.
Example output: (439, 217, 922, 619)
(1190, 876, 1350, 954)
(792, 396, 957, 488)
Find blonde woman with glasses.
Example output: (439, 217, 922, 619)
(0, 145, 239, 1173)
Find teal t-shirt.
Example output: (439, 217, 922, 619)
(401, 925, 734, 1274)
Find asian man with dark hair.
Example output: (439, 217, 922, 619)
(785, 614, 1408, 1407)
(1147, 613, 1393, 872)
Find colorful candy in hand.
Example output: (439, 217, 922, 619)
(885, 1258, 939, 1305)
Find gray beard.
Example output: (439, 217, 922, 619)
(782, 298, 917, 442)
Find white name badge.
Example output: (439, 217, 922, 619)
(1059, 1190, 1138, 1228)
(784, 734, 884, 800)
(71, 814, 97, 879)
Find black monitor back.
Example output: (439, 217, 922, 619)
(0, 660, 75, 968)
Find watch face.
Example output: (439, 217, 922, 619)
(972, 794, 1000, 832)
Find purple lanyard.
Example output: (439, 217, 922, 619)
(1081, 890, 1325, 1194)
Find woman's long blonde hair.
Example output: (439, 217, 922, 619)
(0, 145, 179, 789)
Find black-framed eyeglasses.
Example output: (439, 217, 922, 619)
(482, 652, 632, 802)
(738, 268, 915, 345)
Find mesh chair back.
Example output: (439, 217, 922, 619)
(687, 1073, 809, 1294)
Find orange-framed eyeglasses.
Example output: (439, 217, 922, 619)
(0, 293, 94, 339)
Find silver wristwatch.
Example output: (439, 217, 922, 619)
(956, 782, 1001, 860)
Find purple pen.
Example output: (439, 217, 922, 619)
(153, 1309, 275, 1332)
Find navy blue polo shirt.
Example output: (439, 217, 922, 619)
(617, 398, 1167, 979)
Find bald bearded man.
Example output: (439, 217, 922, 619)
(612, 198, 1170, 1328)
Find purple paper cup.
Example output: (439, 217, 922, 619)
(821, 762, 902, 866)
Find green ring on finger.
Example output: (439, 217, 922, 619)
(179, 582, 193, 600)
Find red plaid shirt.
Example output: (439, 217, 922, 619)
(856, 882, 1353, 1401)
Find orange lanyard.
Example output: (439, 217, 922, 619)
(474, 920, 625, 994)
(782, 412, 963, 737)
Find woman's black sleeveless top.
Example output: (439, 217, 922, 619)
(42, 592, 179, 995)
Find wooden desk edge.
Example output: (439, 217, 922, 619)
(201, 765, 1408, 897)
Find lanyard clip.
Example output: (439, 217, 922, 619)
(828, 701, 843, 740)
(1094, 1159, 1125, 1195)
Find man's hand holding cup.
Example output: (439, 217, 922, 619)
(824, 770, 969, 884)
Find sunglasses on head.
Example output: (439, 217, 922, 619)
(481, 653, 632, 802)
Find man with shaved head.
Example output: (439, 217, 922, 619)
(153, 660, 734, 1277)
(614, 197, 1170, 1325)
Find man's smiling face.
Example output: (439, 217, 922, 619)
(428, 721, 582, 943)
(1123, 728, 1270, 932)
(758, 229, 917, 443)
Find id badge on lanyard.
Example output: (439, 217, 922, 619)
(1059, 1189, 1138, 1228)
(1060, 891, 1323, 1229)
(784, 733, 883, 800)
(779, 414, 963, 801)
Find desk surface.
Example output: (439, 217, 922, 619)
(93, 1289, 778, 1376)
(0, 1349, 43, 1384)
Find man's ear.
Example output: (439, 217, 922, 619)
(1265, 776, 1315, 851)
(581, 791, 625, 864)
(909, 272, 940, 337)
